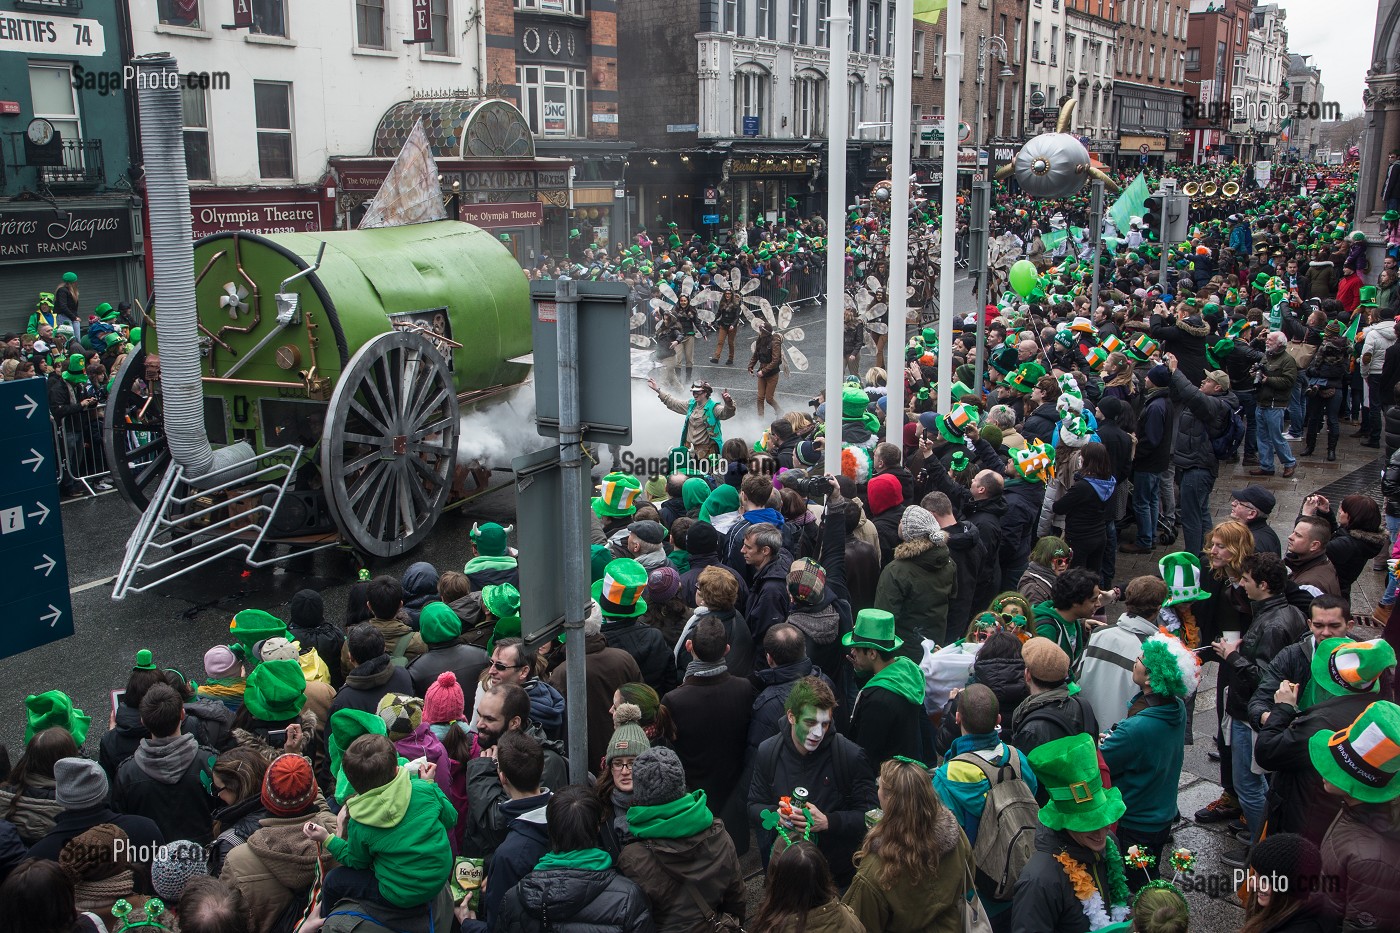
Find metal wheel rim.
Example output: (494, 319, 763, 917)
(320, 331, 460, 557)
(104, 348, 172, 513)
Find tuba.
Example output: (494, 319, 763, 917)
(1183, 181, 1200, 197)
(1222, 180, 1240, 197)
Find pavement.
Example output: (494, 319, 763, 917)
(2, 299, 1389, 923)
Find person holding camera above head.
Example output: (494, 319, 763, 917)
(1149, 298, 1211, 385)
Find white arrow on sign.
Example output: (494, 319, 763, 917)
(21, 449, 43, 472)
(41, 605, 61, 627)
(13, 395, 37, 420)
(33, 554, 55, 577)
(27, 502, 49, 525)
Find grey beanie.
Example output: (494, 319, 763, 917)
(54, 757, 108, 810)
(631, 746, 688, 807)
(151, 839, 209, 901)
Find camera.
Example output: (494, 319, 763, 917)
(791, 475, 835, 499)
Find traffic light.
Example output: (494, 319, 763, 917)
(1142, 195, 1165, 241)
(1165, 194, 1191, 243)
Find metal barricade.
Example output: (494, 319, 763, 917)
(52, 410, 112, 495)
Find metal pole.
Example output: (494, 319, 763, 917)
(884, 0, 913, 436)
(1156, 188, 1169, 289)
(823, 14, 850, 481)
(555, 275, 589, 784)
(936, 0, 962, 412)
(1088, 180, 1104, 312)
(972, 36, 990, 395)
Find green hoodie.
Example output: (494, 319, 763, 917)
(627, 790, 715, 840)
(1033, 601, 1085, 668)
(463, 553, 517, 575)
(698, 485, 739, 524)
(682, 477, 711, 513)
(536, 848, 613, 871)
(326, 768, 458, 908)
(864, 656, 926, 706)
(328, 709, 389, 803)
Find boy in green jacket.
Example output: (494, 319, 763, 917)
(305, 733, 457, 912)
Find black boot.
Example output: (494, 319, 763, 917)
(685, 365, 693, 383)
(1328, 438, 1337, 462)
(1303, 435, 1317, 457)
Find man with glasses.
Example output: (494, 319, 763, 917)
(1228, 484, 1281, 556)
(469, 638, 565, 743)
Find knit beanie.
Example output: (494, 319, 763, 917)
(288, 589, 324, 631)
(867, 473, 903, 516)
(605, 703, 652, 764)
(150, 840, 209, 902)
(54, 757, 108, 810)
(1147, 364, 1172, 387)
(203, 645, 241, 680)
(377, 693, 423, 742)
(1249, 833, 1322, 898)
(423, 672, 465, 725)
(261, 754, 316, 817)
(685, 522, 718, 556)
(646, 565, 681, 604)
(59, 823, 129, 882)
(632, 746, 689, 807)
(898, 505, 941, 542)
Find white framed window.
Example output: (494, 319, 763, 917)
(794, 71, 826, 138)
(847, 74, 864, 137)
(849, 0, 859, 51)
(29, 62, 80, 150)
(158, 0, 202, 28)
(1049, 25, 1057, 65)
(253, 81, 293, 180)
(816, 0, 829, 46)
(876, 78, 892, 140)
(356, 0, 387, 48)
(756, 0, 772, 39)
(790, 0, 807, 45)
(932, 31, 944, 76)
(426, 0, 452, 54)
(516, 0, 583, 12)
(885, 0, 894, 56)
(1064, 34, 1074, 71)
(182, 85, 212, 182)
(724, 0, 745, 35)
(867, 0, 881, 54)
(518, 66, 587, 136)
(1031, 20, 1040, 61)
(1148, 45, 1155, 81)
(1013, 18, 1021, 62)
(912, 30, 924, 74)
(734, 65, 769, 136)
(251, 0, 286, 36)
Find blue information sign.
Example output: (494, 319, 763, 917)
(742, 116, 760, 137)
(0, 381, 72, 659)
(702, 214, 720, 225)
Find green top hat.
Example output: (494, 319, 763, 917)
(841, 608, 903, 652)
(1311, 638, 1398, 699)
(1225, 319, 1253, 341)
(1205, 338, 1234, 370)
(134, 649, 156, 671)
(593, 472, 642, 518)
(1252, 272, 1270, 289)
(1008, 361, 1046, 394)
(24, 690, 91, 745)
(1309, 701, 1400, 803)
(95, 302, 116, 321)
(1359, 285, 1379, 309)
(1385, 210, 1400, 222)
(841, 384, 871, 420)
(1125, 334, 1159, 363)
(229, 609, 288, 656)
(243, 658, 307, 722)
(935, 403, 980, 444)
(1159, 552, 1209, 606)
(482, 583, 521, 620)
(949, 381, 975, 402)
(592, 558, 649, 618)
(1029, 733, 1126, 832)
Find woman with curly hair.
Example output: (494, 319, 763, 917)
(843, 758, 974, 932)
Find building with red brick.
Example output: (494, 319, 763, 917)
(1112, 0, 1190, 167)
(1183, 0, 1254, 163)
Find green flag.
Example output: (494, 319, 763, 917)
(914, 0, 949, 23)
(1343, 311, 1361, 343)
(1040, 229, 1068, 251)
(1108, 173, 1151, 236)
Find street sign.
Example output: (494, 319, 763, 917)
(702, 213, 720, 224)
(742, 116, 760, 137)
(513, 444, 591, 649)
(958, 121, 972, 143)
(0, 380, 71, 659)
(530, 280, 633, 447)
(703, 186, 718, 204)
(1139, 143, 1151, 154)
(1029, 108, 1046, 125)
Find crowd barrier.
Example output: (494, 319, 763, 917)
(51, 411, 114, 496)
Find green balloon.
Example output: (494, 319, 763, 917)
(1009, 259, 1039, 298)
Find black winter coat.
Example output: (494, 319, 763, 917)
(965, 494, 1007, 612)
(746, 660, 836, 757)
(934, 654, 1028, 757)
(330, 656, 416, 716)
(1009, 689, 1099, 760)
(1170, 369, 1237, 476)
(871, 505, 906, 567)
(113, 737, 217, 845)
(603, 618, 680, 696)
(663, 673, 756, 808)
(407, 641, 490, 700)
(847, 676, 927, 767)
(1247, 634, 1318, 729)
(1326, 526, 1387, 605)
(1012, 827, 1117, 933)
(943, 519, 986, 645)
(674, 608, 754, 680)
(495, 868, 655, 933)
(1132, 387, 1177, 473)
(1000, 480, 1046, 586)
(1149, 313, 1212, 384)
(1222, 595, 1306, 719)
(481, 792, 551, 927)
(1021, 403, 1060, 446)
(746, 552, 794, 640)
(1386, 403, 1400, 458)
(1053, 478, 1112, 548)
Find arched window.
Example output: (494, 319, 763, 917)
(794, 70, 826, 139)
(735, 64, 770, 136)
(876, 78, 893, 140)
(848, 74, 864, 138)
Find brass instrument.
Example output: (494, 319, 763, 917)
(1222, 180, 1240, 197)
(1183, 181, 1200, 197)
(1184, 179, 1235, 204)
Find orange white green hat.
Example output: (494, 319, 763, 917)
(1083, 346, 1108, 371)
(1310, 638, 1398, 698)
(591, 558, 649, 618)
(1100, 333, 1124, 355)
(1011, 442, 1054, 483)
(1125, 334, 1159, 363)
(593, 471, 642, 518)
(934, 403, 980, 444)
(1309, 701, 1400, 803)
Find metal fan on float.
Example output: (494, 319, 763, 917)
(994, 100, 1120, 198)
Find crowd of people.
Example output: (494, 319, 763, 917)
(7, 158, 1400, 933)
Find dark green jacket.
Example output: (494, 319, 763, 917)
(874, 535, 957, 660)
(1099, 695, 1185, 833)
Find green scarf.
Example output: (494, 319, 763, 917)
(627, 789, 715, 839)
(535, 847, 614, 872)
(864, 656, 926, 706)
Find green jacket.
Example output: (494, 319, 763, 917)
(1098, 695, 1185, 833)
(842, 806, 973, 933)
(325, 768, 458, 907)
(873, 537, 956, 662)
(1032, 602, 1086, 670)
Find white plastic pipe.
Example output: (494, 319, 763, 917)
(824, 15, 851, 482)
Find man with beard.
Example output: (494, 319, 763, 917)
(461, 683, 569, 858)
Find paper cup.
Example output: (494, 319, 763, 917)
(1222, 631, 1241, 643)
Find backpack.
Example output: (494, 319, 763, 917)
(1210, 404, 1247, 462)
(949, 751, 1039, 901)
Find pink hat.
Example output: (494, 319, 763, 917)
(203, 645, 240, 680)
(423, 671, 465, 725)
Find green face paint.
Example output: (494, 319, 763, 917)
(790, 705, 832, 753)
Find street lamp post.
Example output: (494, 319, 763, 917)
(971, 34, 1012, 391)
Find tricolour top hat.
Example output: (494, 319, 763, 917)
(1308, 701, 1400, 803)
(1310, 639, 1398, 699)
(591, 558, 649, 619)
(593, 472, 642, 518)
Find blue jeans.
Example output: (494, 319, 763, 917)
(1231, 718, 1268, 843)
(1179, 467, 1214, 557)
(1288, 374, 1307, 435)
(1256, 407, 1296, 472)
(1384, 514, 1400, 606)
(1236, 389, 1259, 458)
(322, 867, 390, 911)
(1132, 470, 1161, 548)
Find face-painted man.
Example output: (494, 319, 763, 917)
(787, 704, 833, 754)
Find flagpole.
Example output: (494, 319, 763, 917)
(824, 14, 851, 482)
(884, 0, 913, 438)
(936, 0, 961, 412)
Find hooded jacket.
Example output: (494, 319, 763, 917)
(1150, 312, 1212, 383)
(843, 804, 973, 933)
(0, 776, 61, 845)
(1052, 476, 1116, 546)
(848, 656, 927, 766)
(482, 791, 553, 929)
(462, 722, 569, 859)
(1077, 614, 1159, 728)
(400, 562, 442, 628)
(325, 768, 457, 908)
(495, 860, 654, 933)
(407, 616, 490, 702)
(619, 802, 745, 933)
(525, 680, 566, 741)
(1012, 826, 1118, 933)
(1326, 525, 1387, 604)
(1021, 402, 1061, 447)
(113, 733, 215, 844)
(746, 550, 794, 641)
(221, 808, 338, 933)
(1132, 385, 1177, 473)
(874, 533, 957, 663)
(1099, 695, 1185, 833)
(331, 654, 416, 717)
(339, 616, 426, 674)
(463, 553, 520, 592)
(1169, 369, 1238, 476)
(747, 659, 836, 756)
(1000, 480, 1046, 587)
(1032, 602, 1089, 671)
(603, 616, 679, 696)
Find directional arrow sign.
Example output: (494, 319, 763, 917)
(13, 394, 37, 420)
(21, 449, 43, 472)
(28, 501, 49, 525)
(41, 604, 61, 627)
(34, 554, 55, 577)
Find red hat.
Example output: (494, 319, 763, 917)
(261, 754, 316, 817)
(423, 671, 465, 725)
(867, 472, 903, 516)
